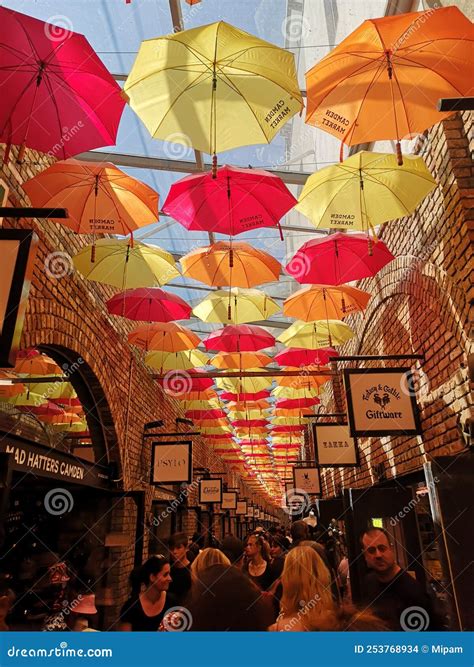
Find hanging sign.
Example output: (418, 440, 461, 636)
(247, 504, 254, 518)
(151, 441, 192, 485)
(199, 478, 222, 503)
(313, 423, 359, 467)
(236, 500, 247, 515)
(344, 368, 422, 437)
(0, 228, 39, 367)
(254, 507, 261, 519)
(221, 491, 237, 510)
(293, 466, 322, 495)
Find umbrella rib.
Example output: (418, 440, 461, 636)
(392, 53, 467, 97)
(217, 70, 272, 143)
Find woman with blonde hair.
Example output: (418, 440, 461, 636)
(269, 546, 335, 631)
(190, 548, 230, 581)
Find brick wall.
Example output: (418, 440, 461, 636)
(319, 111, 473, 496)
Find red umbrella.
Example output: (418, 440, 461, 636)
(163, 165, 296, 238)
(107, 288, 191, 322)
(19, 401, 64, 416)
(158, 372, 213, 392)
(203, 325, 275, 352)
(231, 420, 269, 428)
(274, 347, 338, 367)
(275, 397, 320, 409)
(220, 390, 271, 402)
(238, 440, 270, 446)
(0, 7, 125, 162)
(204, 433, 235, 440)
(271, 425, 305, 433)
(185, 409, 227, 420)
(285, 232, 394, 285)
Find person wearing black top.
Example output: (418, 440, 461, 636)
(242, 533, 274, 590)
(168, 533, 192, 605)
(118, 556, 174, 631)
(360, 527, 439, 630)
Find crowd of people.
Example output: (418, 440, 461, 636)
(117, 523, 444, 632)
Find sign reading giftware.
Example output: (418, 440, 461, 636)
(293, 466, 322, 495)
(221, 491, 237, 510)
(344, 368, 422, 437)
(199, 478, 222, 504)
(313, 423, 359, 467)
(151, 441, 192, 485)
(0, 226, 39, 367)
(236, 500, 247, 515)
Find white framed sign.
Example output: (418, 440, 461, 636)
(221, 491, 237, 510)
(236, 500, 247, 515)
(313, 423, 359, 467)
(151, 441, 192, 485)
(247, 504, 254, 518)
(293, 467, 322, 495)
(344, 368, 422, 437)
(254, 507, 261, 519)
(199, 478, 222, 503)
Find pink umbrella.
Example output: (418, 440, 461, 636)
(203, 325, 275, 352)
(285, 232, 395, 285)
(106, 288, 191, 322)
(274, 347, 339, 367)
(0, 7, 125, 162)
(163, 165, 296, 238)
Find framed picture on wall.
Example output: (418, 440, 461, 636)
(313, 423, 359, 467)
(293, 466, 322, 496)
(150, 441, 192, 485)
(236, 500, 247, 515)
(221, 491, 237, 510)
(199, 478, 223, 504)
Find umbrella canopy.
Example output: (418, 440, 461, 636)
(0, 7, 124, 161)
(23, 160, 158, 236)
(185, 409, 227, 420)
(215, 376, 273, 393)
(278, 320, 354, 348)
(174, 389, 217, 402)
(125, 21, 303, 158)
(21, 401, 65, 416)
(284, 285, 371, 321)
(231, 419, 269, 428)
(226, 400, 271, 411)
(51, 397, 83, 414)
(193, 288, 279, 324)
(285, 232, 394, 285)
(14, 352, 60, 376)
(164, 165, 296, 236)
(0, 391, 48, 407)
(305, 6, 473, 160)
(51, 420, 89, 433)
(276, 374, 331, 389)
(295, 152, 436, 233)
(27, 382, 77, 401)
(158, 371, 213, 392)
(271, 425, 305, 433)
(73, 239, 179, 289)
(203, 325, 275, 352)
(107, 287, 191, 322)
(211, 352, 272, 370)
(275, 397, 320, 409)
(274, 347, 338, 367)
(128, 322, 200, 352)
(38, 411, 81, 425)
(181, 241, 281, 287)
(145, 349, 208, 372)
(220, 390, 271, 401)
(0, 371, 25, 398)
(272, 386, 320, 399)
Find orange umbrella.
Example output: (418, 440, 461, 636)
(305, 6, 474, 162)
(181, 241, 281, 287)
(14, 351, 60, 376)
(276, 373, 331, 388)
(0, 371, 25, 398)
(24, 159, 158, 237)
(211, 352, 273, 370)
(128, 322, 200, 352)
(226, 400, 271, 411)
(283, 285, 370, 321)
(38, 412, 81, 425)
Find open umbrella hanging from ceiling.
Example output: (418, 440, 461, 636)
(193, 288, 279, 324)
(107, 288, 191, 322)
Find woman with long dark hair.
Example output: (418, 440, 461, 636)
(242, 533, 274, 590)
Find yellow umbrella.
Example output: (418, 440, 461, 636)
(226, 400, 271, 411)
(1, 391, 47, 407)
(215, 375, 273, 393)
(284, 285, 371, 322)
(181, 241, 281, 288)
(200, 426, 232, 435)
(124, 21, 303, 162)
(271, 416, 306, 425)
(211, 352, 272, 370)
(27, 383, 77, 401)
(296, 152, 437, 234)
(193, 288, 279, 324)
(73, 238, 179, 289)
(128, 322, 200, 352)
(272, 386, 320, 399)
(145, 349, 209, 372)
(183, 399, 222, 410)
(278, 320, 354, 348)
(51, 419, 89, 433)
(227, 409, 271, 419)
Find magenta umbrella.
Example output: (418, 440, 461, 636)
(163, 165, 296, 238)
(106, 288, 191, 322)
(0, 7, 125, 162)
(274, 347, 338, 367)
(285, 232, 394, 285)
(203, 325, 275, 352)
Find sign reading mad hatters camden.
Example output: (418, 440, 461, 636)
(344, 368, 422, 437)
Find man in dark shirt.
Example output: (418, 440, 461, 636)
(168, 532, 192, 605)
(360, 527, 437, 631)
